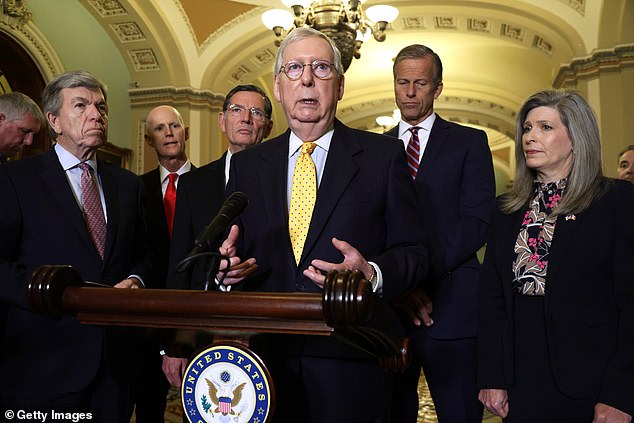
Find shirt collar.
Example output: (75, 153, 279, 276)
(397, 113, 436, 139)
(288, 129, 334, 158)
(55, 143, 98, 172)
(159, 160, 192, 182)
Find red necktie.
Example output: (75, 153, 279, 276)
(406, 126, 421, 178)
(79, 162, 106, 259)
(164, 173, 178, 237)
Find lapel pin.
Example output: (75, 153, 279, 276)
(565, 214, 576, 221)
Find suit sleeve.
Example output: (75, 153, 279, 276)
(373, 141, 429, 301)
(128, 178, 153, 284)
(435, 129, 495, 276)
(0, 166, 29, 309)
(476, 202, 512, 389)
(598, 183, 634, 415)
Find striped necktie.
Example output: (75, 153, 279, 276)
(289, 142, 317, 264)
(406, 126, 421, 178)
(79, 162, 106, 259)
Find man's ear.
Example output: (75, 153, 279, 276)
(263, 119, 273, 139)
(46, 112, 61, 136)
(219, 112, 227, 135)
(273, 75, 281, 103)
(144, 134, 153, 148)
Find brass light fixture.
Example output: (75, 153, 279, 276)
(262, 0, 399, 72)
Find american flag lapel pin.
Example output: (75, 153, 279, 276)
(565, 214, 576, 221)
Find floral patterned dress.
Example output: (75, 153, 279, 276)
(511, 179, 566, 296)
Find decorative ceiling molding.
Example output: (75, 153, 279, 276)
(111, 21, 144, 42)
(127, 48, 159, 71)
(553, 44, 634, 87)
(83, 0, 162, 74)
(434, 16, 457, 30)
(0, 14, 63, 80)
(86, 0, 127, 17)
(438, 96, 516, 119)
(558, 0, 585, 16)
(172, 0, 198, 52)
(399, 13, 556, 57)
(468, 18, 491, 33)
(2, 0, 31, 27)
(199, 7, 266, 54)
(129, 86, 224, 110)
(340, 94, 516, 139)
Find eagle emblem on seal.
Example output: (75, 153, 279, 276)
(206, 377, 247, 416)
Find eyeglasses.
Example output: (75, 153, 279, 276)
(226, 103, 267, 122)
(279, 60, 337, 81)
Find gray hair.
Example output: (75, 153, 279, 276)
(42, 71, 108, 140)
(0, 92, 45, 126)
(501, 89, 604, 216)
(273, 27, 343, 76)
(393, 44, 443, 87)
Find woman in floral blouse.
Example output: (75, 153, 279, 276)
(477, 90, 634, 422)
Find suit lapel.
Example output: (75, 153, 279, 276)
(255, 134, 295, 266)
(416, 116, 449, 182)
(39, 150, 96, 255)
(301, 122, 360, 265)
(545, 210, 584, 297)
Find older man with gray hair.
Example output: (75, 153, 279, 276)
(0, 91, 44, 162)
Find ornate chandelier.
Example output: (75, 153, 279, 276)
(261, 0, 399, 72)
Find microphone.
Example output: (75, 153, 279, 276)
(176, 191, 248, 272)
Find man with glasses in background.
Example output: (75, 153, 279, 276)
(162, 84, 273, 385)
(216, 27, 427, 422)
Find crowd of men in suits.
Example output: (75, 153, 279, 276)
(4, 25, 631, 423)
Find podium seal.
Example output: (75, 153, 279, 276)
(182, 344, 274, 423)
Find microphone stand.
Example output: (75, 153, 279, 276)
(176, 251, 225, 291)
(202, 253, 220, 291)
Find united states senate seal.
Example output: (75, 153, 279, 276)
(182, 344, 274, 423)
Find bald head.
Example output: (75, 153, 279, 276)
(144, 105, 189, 171)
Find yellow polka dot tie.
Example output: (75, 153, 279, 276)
(289, 142, 317, 264)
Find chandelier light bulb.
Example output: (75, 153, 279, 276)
(376, 115, 396, 127)
(365, 4, 399, 24)
(261, 0, 398, 71)
(261, 9, 295, 30)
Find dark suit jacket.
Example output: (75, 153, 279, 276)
(141, 165, 195, 289)
(477, 179, 634, 416)
(386, 116, 495, 338)
(0, 149, 150, 397)
(227, 120, 428, 358)
(167, 155, 226, 290)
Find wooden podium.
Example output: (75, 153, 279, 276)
(27, 265, 409, 423)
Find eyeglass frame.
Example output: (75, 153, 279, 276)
(224, 103, 269, 122)
(278, 60, 338, 81)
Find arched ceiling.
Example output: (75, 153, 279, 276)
(69, 0, 629, 182)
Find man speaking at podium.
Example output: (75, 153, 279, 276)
(217, 27, 428, 422)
